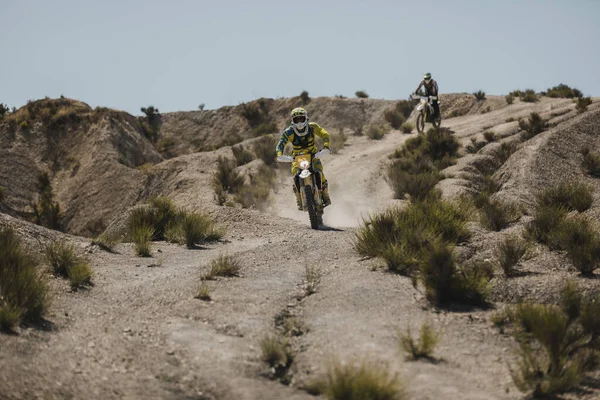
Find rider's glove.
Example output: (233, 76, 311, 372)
(277, 151, 283, 157)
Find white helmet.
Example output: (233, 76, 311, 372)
(291, 107, 308, 135)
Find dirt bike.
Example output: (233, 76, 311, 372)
(411, 94, 441, 133)
(277, 149, 330, 229)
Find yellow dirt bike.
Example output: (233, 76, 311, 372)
(412, 94, 441, 133)
(277, 149, 330, 229)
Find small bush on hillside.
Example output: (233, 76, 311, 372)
(92, 230, 121, 252)
(496, 235, 529, 277)
(31, 172, 62, 231)
(384, 108, 405, 129)
(253, 135, 278, 165)
(575, 97, 593, 114)
(46, 241, 80, 277)
(546, 84, 583, 99)
(239, 102, 263, 126)
(157, 137, 176, 158)
(213, 156, 244, 195)
(67, 263, 93, 290)
(483, 131, 498, 142)
(252, 122, 277, 138)
(132, 225, 154, 257)
(305, 265, 322, 296)
(259, 334, 294, 380)
(506, 285, 600, 397)
(581, 147, 600, 177)
(387, 168, 441, 201)
(551, 216, 600, 275)
(309, 360, 405, 400)
(179, 212, 214, 248)
(465, 137, 487, 154)
(526, 204, 568, 245)
(195, 281, 211, 301)
(511, 89, 538, 103)
(400, 122, 414, 134)
(125, 197, 179, 241)
(536, 181, 593, 213)
(419, 240, 492, 306)
(473, 90, 486, 101)
(235, 164, 275, 210)
(399, 321, 440, 360)
(204, 253, 241, 279)
(366, 124, 386, 140)
(0, 103, 9, 118)
(299, 90, 310, 105)
(493, 141, 519, 164)
(0, 227, 49, 329)
(350, 100, 368, 136)
(231, 145, 254, 166)
(505, 94, 515, 105)
(479, 198, 522, 231)
(0, 186, 5, 203)
(519, 112, 547, 140)
(355, 90, 369, 98)
(330, 128, 348, 154)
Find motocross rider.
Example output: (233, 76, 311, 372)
(414, 72, 440, 118)
(276, 107, 332, 210)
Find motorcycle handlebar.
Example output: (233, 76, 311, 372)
(276, 149, 331, 163)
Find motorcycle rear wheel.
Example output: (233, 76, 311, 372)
(304, 186, 321, 230)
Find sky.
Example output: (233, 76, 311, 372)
(1, 0, 598, 115)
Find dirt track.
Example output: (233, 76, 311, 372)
(2, 96, 600, 400)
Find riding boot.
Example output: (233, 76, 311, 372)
(321, 181, 331, 207)
(293, 185, 303, 210)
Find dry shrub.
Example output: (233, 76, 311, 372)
(398, 320, 440, 360)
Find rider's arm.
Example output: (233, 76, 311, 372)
(276, 128, 291, 156)
(415, 80, 424, 94)
(311, 123, 331, 149)
(433, 80, 439, 96)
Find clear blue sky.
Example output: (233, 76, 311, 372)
(1, 0, 598, 114)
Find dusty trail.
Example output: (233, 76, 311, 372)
(3, 96, 598, 399)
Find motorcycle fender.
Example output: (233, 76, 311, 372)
(299, 170, 311, 180)
(417, 104, 425, 111)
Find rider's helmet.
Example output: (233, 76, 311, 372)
(424, 72, 432, 83)
(291, 107, 308, 133)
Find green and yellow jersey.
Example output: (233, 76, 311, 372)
(275, 122, 330, 156)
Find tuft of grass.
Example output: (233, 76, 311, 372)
(496, 235, 529, 277)
(483, 131, 498, 142)
(519, 112, 547, 140)
(551, 216, 600, 275)
(526, 204, 568, 245)
(505, 94, 515, 105)
(575, 97, 593, 114)
(164, 210, 223, 247)
(125, 197, 179, 241)
(195, 282, 211, 301)
(259, 334, 294, 376)
(305, 265, 322, 296)
(231, 145, 254, 166)
(400, 121, 413, 134)
(313, 360, 406, 400)
(399, 321, 440, 360)
(366, 124, 386, 140)
(473, 90, 486, 101)
(479, 198, 522, 231)
(493, 141, 519, 164)
(68, 262, 93, 290)
(213, 156, 244, 195)
(582, 147, 600, 177)
(253, 135, 278, 165)
(91, 230, 121, 252)
(45, 241, 78, 277)
(355, 90, 369, 98)
(204, 253, 241, 279)
(536, 181, 593, 213)
(132, 225, 154, 257)
(0, 227, 49, 328)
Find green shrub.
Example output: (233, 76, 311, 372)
(398, 320, 440, 360)
(483, 131, 498, 142)
(536, 181, 593, 212)
(383, 108, 405, 129)
(231, 145, 254, 166)
(400, 122, 413, 134)
(92, 230, 121, 252)
(132, 225, 154, 257)
(473, 90, 486, 101)
(45, 241, 79, 277)
(0, 227, 48, 329)
(312, 360, 405, 400)
(479, 198, 522, 231)
(31, 172, 62, 231)
(526, 204, 568, 245)
(180, 212, 213, 248)
(496, 235, 529, 276)
(125, 197, 179, 241)
(213, 156, 244, 195)
(251, 122, 277, 137)
(366, 124, 386, 140)
(239, 102, 265, 126)
(195, 282, 211, 301)
(551, 216, 600, 275)
(67, 262, 93, 290)
(299, 90, 310, 105)
(581, 147, 600, 177)
(511, 89, 538, 103)
(575, 97, 593, 114)
(546, 84, 583, 99)
(519, 112, 547, 140)
(253, 135, 278, 165)
(387, 167, 441, 201)
(355, 90, 369, 98)
(505, 94, 515, 105)
(493, 141, 519, 164)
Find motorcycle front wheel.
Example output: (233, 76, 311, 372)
(432, 114, 441, 128)
(416, 113, 425, 133)
(304, 185, 321, 230)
